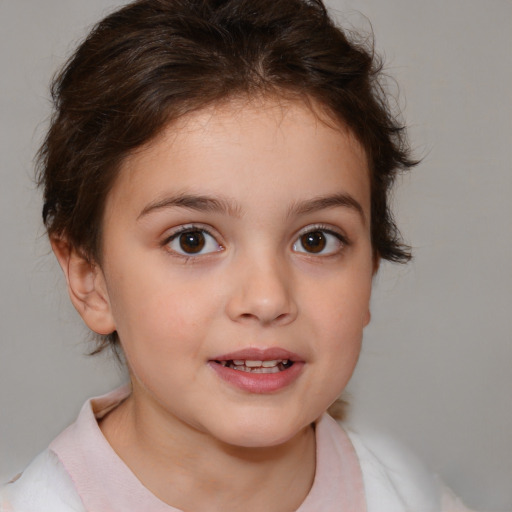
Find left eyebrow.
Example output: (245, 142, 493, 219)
(288, 193, 366, 224)
(137, 193, 242, 220)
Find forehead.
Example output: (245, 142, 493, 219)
(149, 95, 367, 161)
(109, 96, 370, 216)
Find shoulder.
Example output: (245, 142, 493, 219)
(0, 387, 130, 512)
(0, 449, 85, 512)
(346, 425, 440, 511)
(342, 422, 474, 512)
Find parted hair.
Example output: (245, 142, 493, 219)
(38, 0, 416, 354)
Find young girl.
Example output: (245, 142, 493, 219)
(1, 0, 474, 510)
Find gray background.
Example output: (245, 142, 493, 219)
(0, 1, 510, 510)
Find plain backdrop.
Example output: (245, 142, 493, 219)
(0, 1, 511, 510)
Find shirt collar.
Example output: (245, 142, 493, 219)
(51, 386, 365, 512)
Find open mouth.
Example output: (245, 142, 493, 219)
(214, 359, 294, 373)
(209, 351, 303, 392)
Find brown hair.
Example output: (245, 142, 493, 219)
(38, 0, 416, 353)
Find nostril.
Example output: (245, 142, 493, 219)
(225, 272, 298, 325)
(237, 311, 292, 324)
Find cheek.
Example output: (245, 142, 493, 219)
(112, 281, 213, 391)
(302, 267, 372, 371)
(317, 314, 364, 371)
(305, 269, 372, 329)
(107, 265, 220, 354)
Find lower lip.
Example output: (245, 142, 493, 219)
(208, 361, 304, 393)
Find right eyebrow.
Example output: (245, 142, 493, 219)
(137, 193, 242, 220)
(287, 192, 367, 225)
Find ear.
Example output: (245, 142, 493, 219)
(363, 308, 371, 327)
(51, 238, 116, 335)
(372, 254, 381, 275)
(363, 254, 381, 327)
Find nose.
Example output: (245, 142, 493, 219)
(225, 253, 298, 326)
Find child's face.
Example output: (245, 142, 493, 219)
(94, 98, 374, 447)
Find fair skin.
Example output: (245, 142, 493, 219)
(53, 97, 375, 511)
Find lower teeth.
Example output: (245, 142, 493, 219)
(249, 366, 280, 374)
(220, 361, 293, 373)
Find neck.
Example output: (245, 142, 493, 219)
(100, 386, 316, 512)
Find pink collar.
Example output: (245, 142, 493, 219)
(50, 387, 366, 511)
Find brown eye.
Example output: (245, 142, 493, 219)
(300, 231, 326, 253)
(167, 227, 222, 256)
(179, 231, 205, 253)
(293, 228, 346, 256)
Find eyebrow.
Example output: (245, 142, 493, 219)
(138, 191, 365, 223)
(137, 193, 242, 219)
(288, 193, 366, 224)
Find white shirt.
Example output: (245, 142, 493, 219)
(0, 387, 473, 511)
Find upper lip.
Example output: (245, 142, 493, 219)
(211, 347, 303, 362)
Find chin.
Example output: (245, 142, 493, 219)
(205, 408, 315, 449)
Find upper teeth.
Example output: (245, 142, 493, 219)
(232, 359, 287, 368)
(217, 359, 292, 374)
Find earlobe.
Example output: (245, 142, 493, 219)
(51, 238, 116, 335)
(372, 254, 381, 275)
(364, 255, 379, 327)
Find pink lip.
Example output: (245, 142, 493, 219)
(211, 347, 303, 362)
(208, 347, 305, 394)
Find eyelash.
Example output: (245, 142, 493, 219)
(162, 224, 223, 259)
(292, 224, 349, 256)
(161, 223, 349, 259)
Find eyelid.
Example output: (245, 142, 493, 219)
(295, 223, 349, 243)
(164, 223, 215, 240)
(162, 224, 224, 256)
(292, 224, 349, 255)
